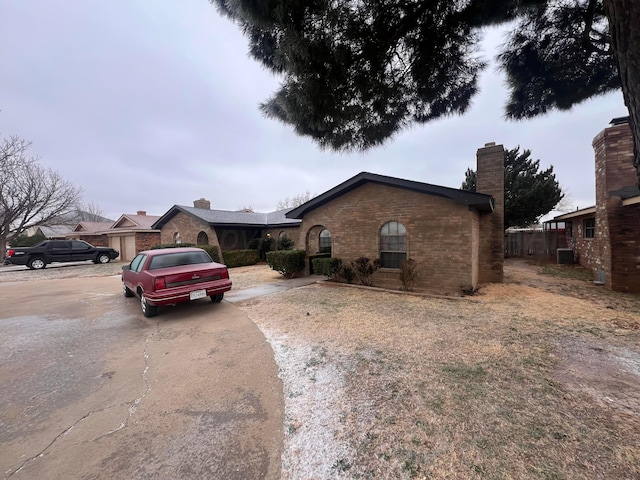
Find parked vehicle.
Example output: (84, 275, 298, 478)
(121, 247, 232, 318)
(4, 240, 119, 269)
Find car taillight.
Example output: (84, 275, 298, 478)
(154, 277, 166, 290)
(221, 269, 229, 279)
(7, 249, 15, 257)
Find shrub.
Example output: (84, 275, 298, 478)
(339, 264, 355, 284)
(399, 258, 418, 291)
(308, 252, 330, 273)
(10, 232, 47, 247)
(151, 243, 195, 249)
(312, 257, 342, 280)
(150, 243, 220, 262)
(266, 249, 306, 279)
(223, 249, 260, 268)
(200, 245, 221, 263)
(277, 236, 295, 250)
(249, 236, 275, 260)
(352, 257, 380, 286)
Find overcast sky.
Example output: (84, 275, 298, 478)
(0, 0, 628, 222)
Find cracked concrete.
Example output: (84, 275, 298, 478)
(0, 275, 283, 479)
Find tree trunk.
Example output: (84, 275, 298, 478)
(604, 0, 640, 184)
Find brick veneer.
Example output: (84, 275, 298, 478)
(158, 211, 223, 262)
(476, 143, 505, 283)
(135, 232, 161, 253)
(593, 121, 640, 292)
(298, 183, 487, 293)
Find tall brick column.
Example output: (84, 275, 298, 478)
(477, 142, 505, 283)
(592, 119, 640, 292)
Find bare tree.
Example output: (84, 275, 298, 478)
(277, 190, 314, 209)
(0, 135, 82, 258)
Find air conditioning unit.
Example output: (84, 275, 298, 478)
(556, 248, 574, 264)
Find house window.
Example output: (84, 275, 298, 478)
(380, 221, 407, 269)
(319, 229, 332, 253)
(173, 232, 181, 244)
(584, 218, 595, 239)
(197, 231, 209, 245)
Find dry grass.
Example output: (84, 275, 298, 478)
(238, 260, 640, 479)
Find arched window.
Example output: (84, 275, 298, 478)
(380, 221, 406, 268)
(197, 231, 209, 245)
(173, 232, 181, 244)
(319, 229, 332, 253)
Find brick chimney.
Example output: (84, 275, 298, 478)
(476, 142, 505, 283)
(193, 198, 211, 210)
(136, 210, 146, 216)
(592, 117, 639, 291)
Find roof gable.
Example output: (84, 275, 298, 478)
(111, 214, 161, 230)
(286, 172, 495, 219)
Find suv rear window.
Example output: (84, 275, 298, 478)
(148, 251, 212, 270)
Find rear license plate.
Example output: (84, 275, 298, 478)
(190, 289, 206, 300)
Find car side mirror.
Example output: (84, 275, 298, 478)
(122, 265, 130, 271)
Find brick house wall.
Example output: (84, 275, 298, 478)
(297, 183, 483, 293)
(593, 121, 640, 292)
(159, 211, 220, 248)
(76, 234, 109, 247)
(135, 232, 161, 253)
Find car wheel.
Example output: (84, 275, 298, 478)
(210, 293, 224, 303)
(97, 253, 111, 264)
(28, 257, 46, 270)
(140, 293, 158, 318)
(123, 283, 135, 298)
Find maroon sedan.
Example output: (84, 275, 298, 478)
(121, 247, 232, 318)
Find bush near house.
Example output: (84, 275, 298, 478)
(152, 243, 196, 249)
(224, 249, 260, 268)
(249, 236, 275, 260)
(266, 249, 306, 279)
(150, 243, 220, 263)
(312, 257, 342, 280)
(308, 252, 330, 274)
(352, 257, 380, 286)
(399, 259, 418, 291)
(277, 236, 295, 250)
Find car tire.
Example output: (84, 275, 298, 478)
(140, 293, 158, 318)
(123, 283, 135, 298)
(97, 253, 111, 264)
(210, 293, 224, 303)
(28, 257, 46, 270)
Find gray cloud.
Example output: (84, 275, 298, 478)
(0, 0, 627, 221)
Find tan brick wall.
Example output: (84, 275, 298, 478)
(159, 211, 222, 260)
(476, 143, 505, 283)
(135, 232, 161, 253)
(298, 183, 481, 293)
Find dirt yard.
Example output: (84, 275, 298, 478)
(2, 259, 638, 478)
(236, 259, 640, 479)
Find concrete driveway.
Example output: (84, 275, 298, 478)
(0, 275, 283, 479)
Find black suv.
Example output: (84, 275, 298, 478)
(4, 240, 120, 269)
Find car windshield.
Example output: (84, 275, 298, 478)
(148, 251, 212, 270)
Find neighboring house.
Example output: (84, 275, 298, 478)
(152, 199, 301, 263)
(25, 210, 114, 237)
(547, 117, 640, 293)
(285, 143, 505, 293)
(67, 222, 114, 246)
(104, 211, 161, 262)
(34, 225, 74, 239)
